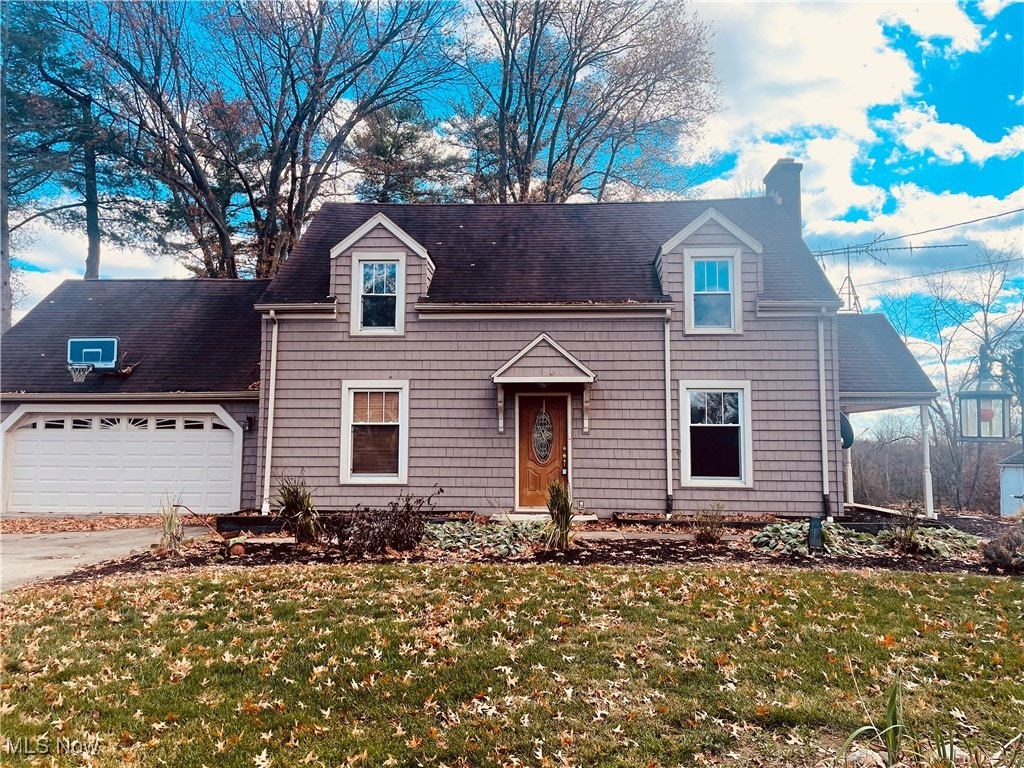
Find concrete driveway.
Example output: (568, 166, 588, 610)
(0, 527, 208, 590)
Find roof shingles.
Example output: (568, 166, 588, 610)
(262, 199, 840, 306)
(1, 280, 269, 395)
(837, 313, 937, 396)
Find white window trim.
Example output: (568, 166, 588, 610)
(679, 380, 753, 489)
(684, 246, 742, 335)
(340, 380, 409, 485)
(349, 251, 406, 337)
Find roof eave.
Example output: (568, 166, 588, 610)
(839, 391, 938, 414)
(1, 390, 260, 402)
(757, 299, 843, 315)
(255, 302, 337, 317)
(415, 301, 673, 313)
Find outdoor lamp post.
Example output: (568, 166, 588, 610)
(956, 345, 1020, 442)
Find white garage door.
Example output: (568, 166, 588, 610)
(5, 412, 241, 515)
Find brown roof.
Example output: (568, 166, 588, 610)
(837, 313, 937, 396)
(1, 279, 269, 395)
(262, 199, 840, 305)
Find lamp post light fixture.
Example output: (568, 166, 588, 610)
(956, 345, 1021, 443)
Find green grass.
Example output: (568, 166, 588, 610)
(1, 564, 1022, 766)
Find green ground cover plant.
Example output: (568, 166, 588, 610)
(424, 520, 544, 557)
(751, 521, 983, 559)
(1, 565, 1021, 767)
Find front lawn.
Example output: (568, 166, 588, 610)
(1, 564, 1021, 766)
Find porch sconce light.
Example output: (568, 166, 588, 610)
(956, 346, 1015, 442)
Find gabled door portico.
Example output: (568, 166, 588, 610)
(491, 333, 596, 511)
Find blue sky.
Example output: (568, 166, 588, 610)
(13, 0, 1024, 345)
(688, 0, 1022, 309)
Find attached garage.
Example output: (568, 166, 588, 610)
(1, 279, 268, 516)
(3, 406, 243, 515)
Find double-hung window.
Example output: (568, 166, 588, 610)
(341, 381, 409, 483)
(680, 380, 752, 487)
(351, 253, 405, 335)
(685, 248, 741, 333)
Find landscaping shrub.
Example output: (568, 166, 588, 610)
(982, 529, 1024, 572)
(544, 480, 573, 551)
(887, 504, 924, 553)
(274, 475, 321, 545)
(751, 521, 873, 557)
(156, 495, 184, 555)
(329, 487, 443, 556)
(692, 502, 726, 546)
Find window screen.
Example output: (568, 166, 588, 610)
(350, 390, 401, 475)
(360, 262, 398, 329)
(689, 390, 742, 479)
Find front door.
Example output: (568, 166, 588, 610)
(518, 395, 569, 509)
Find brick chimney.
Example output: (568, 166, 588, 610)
(763, 158, 803, 230)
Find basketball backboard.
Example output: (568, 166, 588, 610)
(67, 337, 120, 370)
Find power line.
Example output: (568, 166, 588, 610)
(874, 208, 1024, 244)
(812, 208, 1024, 258)
(855, 257, 1024, 288)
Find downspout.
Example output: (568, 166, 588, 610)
(260, 310, 280, 514)
(664, 308, 674, 515)
(817, 308, 831, 519)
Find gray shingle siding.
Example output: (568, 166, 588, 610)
(258, 219, 847, 518)
(223, 401, 259, 509)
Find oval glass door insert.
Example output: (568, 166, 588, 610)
(533, 409, 554, 463)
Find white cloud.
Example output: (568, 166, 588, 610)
(879, 104, 1024, 164)
(977, 0, 1019, 20)
(693, 137, 888, 222)
(691, 2, 961, 156)
(11, 221, 189, 323)
(808, 182, 1024, 249)
(883, 3, 984, 53)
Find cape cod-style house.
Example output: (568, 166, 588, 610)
(1, 159, 938, 519)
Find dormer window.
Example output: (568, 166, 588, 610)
(684, 247, 742, 334)
(350, 252, 405, 336)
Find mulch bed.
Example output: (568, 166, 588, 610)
(4, 509, 1019, 588)
(32, 531, 1016, 591)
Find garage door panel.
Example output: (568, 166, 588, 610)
(6, 412, 240, 515)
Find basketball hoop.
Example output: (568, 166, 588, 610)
(67, 363, 94, 384)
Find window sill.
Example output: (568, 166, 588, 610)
(351, 329, 405, 337)
(342, 476, 407, 485)
(683, 327, 742, 336)
(681, 478, 752, 489)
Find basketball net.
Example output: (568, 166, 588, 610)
(67, 363, 94, 384)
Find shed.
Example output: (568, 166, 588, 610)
(998, 450, 1024, 518)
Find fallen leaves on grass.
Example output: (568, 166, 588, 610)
(1, 564, 1021, 767)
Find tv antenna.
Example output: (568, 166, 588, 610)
(812, 236, 966, 314)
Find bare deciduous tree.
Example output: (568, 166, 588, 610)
(456, 0, 718, 203)
(881, 248, 1024, 511)
(47, 0, 456, 279)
